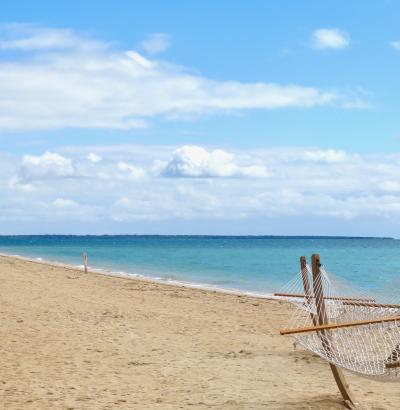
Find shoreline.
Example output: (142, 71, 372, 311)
(0, 250, 277, 301)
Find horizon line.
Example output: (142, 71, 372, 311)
(0, 234, 396, 240)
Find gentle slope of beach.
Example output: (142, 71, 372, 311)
(0, 255, 399, 409)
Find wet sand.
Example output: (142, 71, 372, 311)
(0, 254, 398, 409)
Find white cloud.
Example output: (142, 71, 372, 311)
(117, 161, 147, 180)
(139, 33, 171, 54)
(8, 177, 35, 192)
(0, 24, 361, 132)
(12, 150, 148, 187)
(19, 151, 74, 181)
(4, 145, 400, 232)
(0, 23, 106, 51)
(161, 145, 270, 178)
(312, 28, 350, 49)
(302, 149, 348, 163)
(379, 181, 400, 192)
(87, 152, 102, 163)
(390, 41, 400, 50)
(53, 198, 77, 207)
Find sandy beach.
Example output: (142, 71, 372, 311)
(0, 254, 398, 409)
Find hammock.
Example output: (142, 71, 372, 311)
(277, 255, 400, 409)
(277, 259, 400, 381)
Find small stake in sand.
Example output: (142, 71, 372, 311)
(83, 252, 88, 273)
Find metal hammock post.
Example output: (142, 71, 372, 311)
(311, 254, 359, 410)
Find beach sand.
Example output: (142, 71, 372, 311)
(0, 254, 398, 409)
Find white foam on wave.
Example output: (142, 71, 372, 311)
(0, 251, 275, 300)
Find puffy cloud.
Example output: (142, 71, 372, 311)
(0, 25, 361, 132)
(161, 145, 270, 178)
(312, 28, 350, 49)
(19, 152, 74, 181)
(11, 150, 148, 189)
(139, 33, 171, 54)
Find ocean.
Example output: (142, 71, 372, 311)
(0, 235, 399, 297)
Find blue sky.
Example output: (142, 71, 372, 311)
(1, 1, 400, 236)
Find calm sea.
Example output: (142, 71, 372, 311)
(0, 235, 399, 296)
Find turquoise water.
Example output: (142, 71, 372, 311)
(0, 235, 399, 296)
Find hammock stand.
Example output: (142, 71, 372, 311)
(277, 254, 400, 410)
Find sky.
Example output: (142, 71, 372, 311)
(1, 0, 400, 236)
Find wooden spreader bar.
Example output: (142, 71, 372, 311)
(385, 361, 400, 369)
(280, 315, 400, 336)
(274, 292, 400, 309)
(274, 292, 375, 302)
(342, 301, 400, 309)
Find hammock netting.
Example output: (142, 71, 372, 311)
(277, 264, 400, 381)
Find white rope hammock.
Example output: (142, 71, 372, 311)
(277, 262, 400, 381)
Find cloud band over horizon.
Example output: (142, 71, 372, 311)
(1, 144, 400, 235)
